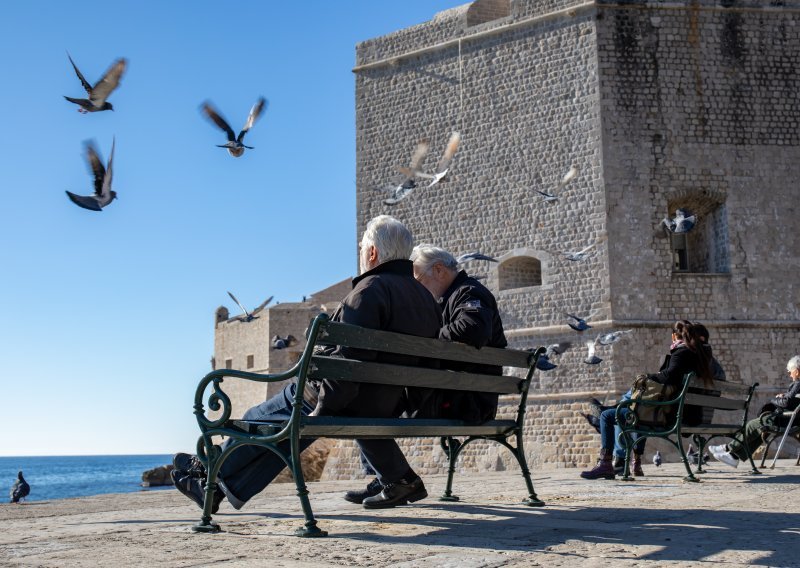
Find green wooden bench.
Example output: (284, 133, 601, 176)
(617, 373, 760, 481)
(191, 312, 546, 537)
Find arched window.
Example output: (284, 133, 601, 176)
(498, 255, 543, 291)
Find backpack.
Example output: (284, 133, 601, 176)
(629, 374, 677, 427)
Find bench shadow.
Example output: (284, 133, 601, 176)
(316, 504, 799, 566)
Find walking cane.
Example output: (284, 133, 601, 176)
(769, 396, 800, 469)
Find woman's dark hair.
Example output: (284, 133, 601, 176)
(673, 320, 713, 384)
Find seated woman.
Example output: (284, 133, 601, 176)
(580, 320, 713, 480)
(709, 355, 800, 467)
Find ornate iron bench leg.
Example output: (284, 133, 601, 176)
(439, 437, 462, 502)
(289, 438, 327, 538)
(193, 479, 221, 533)
(760, 436, 773, 468)
(499, 431, 544, 506)
(693, 436, 707, 474)
(676, 439, 699, 482)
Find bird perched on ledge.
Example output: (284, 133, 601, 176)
(201, 97, 267, 157)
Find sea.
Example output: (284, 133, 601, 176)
(2, 454, 174, 502)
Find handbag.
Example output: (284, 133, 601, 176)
(629, 374, 677, 426)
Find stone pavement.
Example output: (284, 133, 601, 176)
(1, 461, 799, 567)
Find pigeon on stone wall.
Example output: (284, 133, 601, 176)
(584, 340, 603, 365)
(201, 98, 267, 157)
(401, 131, 461, 188)
(596, 329, 634, 346)
(65, 138, 117, 211)
(382, 139, 430, 205)
(10, 471, 30, 503)
(660, 208, 697, 234)
(456, 252, 498, 265)
(64, 53, 127, 113)
(227, 291, 268, 322)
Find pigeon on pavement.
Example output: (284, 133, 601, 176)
(201, 98, 267, 157)
(10, 471, 30, 504)
(653, 450, 662, 467)
(383, 139, 430, 204)
(65, 138, 117, 211)
(64, 53, 127, 113)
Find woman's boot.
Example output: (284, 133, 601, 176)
(632, 452, 645, 476)
(580, 449, 616, 480)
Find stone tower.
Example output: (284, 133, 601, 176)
(349, 0, 800, 471)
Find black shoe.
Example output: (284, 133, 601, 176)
(173, 452, 206, 478)
(612, 456, 625, 474)
(170, 469, 222, 514)
(362, 477, 427, 509)
(344, 477, 383, 504)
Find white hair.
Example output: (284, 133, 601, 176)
(411, 244, 458, 273)
(787, 355, 800, 373)
(361, 215, 413, 263)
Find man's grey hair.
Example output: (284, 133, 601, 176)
(361, 215, 414, 263)
(411, 244, 458, 274)
(787, 355, 800, 373)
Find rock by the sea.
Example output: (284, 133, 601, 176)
(141, 464, 174, 487)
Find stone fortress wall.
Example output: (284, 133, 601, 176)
(213, 0, 800, 481)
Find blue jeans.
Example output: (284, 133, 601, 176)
(613, 390, 633, 458)
(601, 393, 644, 456)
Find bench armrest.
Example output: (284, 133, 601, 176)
(193, 313, 330, 430)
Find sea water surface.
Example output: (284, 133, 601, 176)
(1, 455, 173, 502)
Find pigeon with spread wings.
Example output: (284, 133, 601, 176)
(65, 138, 117, 211)
(382, 139, 430, 205)
(64, 53, 126, 113)
(201, 98, 267, 157)
(227, 291, 272, 322)
(400, 131, 461, 188)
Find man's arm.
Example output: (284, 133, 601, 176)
(439, 288, 494, 348)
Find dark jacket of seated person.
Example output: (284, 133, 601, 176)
(407, 254, 508, 423)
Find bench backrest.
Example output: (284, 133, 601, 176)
(308, 318, 542, 395)
(684, 376, 758, 421)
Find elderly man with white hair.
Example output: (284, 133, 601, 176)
(171, 215, 441, 512)
(710, 355, 800, 467)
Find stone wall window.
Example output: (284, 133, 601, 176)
(666, 191, 729, 274)
(225, 358, 232, 370)
(246, 354, 254, 369)
(499, 256, 542, 290)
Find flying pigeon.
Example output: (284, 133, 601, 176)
(382, 139, 430, 205)
(581, 413, 601, 434)
(64, 53, 127, 113)
(564, 234, 607, 262)
(10, 471, 30, 504)
(596, 329, 634, 346)
(535, 342, 572, 371)
(536, 354, 558, 371)
(686, 444, 709, 466)
(653, 450, 662, 467)
(535, 190, 558, 203)
(556, 166, 578, 190)
(227, 291, 270, 322)
(660, 208, 697, 235)
(272, 335, 297, 349)
(65, 138, 117, 211)
(584, 340, 603, 365)
(456, 252, 498, 265)
(566, 312, 592, 332)
(201, 98, 267, 157)
(400, 131, 461, 188)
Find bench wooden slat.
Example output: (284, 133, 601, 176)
(308, 356, 523, 394)
(230, 418, 518, 439)
(688, 379, 754, 395)
(317, 321, 533, 369)
(684, 393, 748, 410)
(681, 424, 748, 435)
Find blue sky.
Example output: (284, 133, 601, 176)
(0, 1, 466, 456)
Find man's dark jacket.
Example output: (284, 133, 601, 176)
(408, 270, 508, 423)
(311, 259, 441, 416)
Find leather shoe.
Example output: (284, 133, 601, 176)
(173, 452, 206, 478)
(344, 477, 383, 504)
(362, 477, 427, 509)
(170, 469, 223, 513)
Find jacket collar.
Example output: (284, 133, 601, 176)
(351, 259, 413, 287)
(442, 270, 470, 303)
